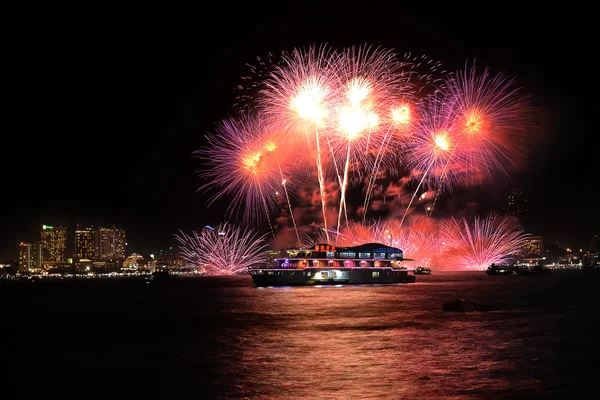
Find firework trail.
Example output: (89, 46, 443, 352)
(174, 223, 269, 275)
(399, 91, 458, 227)
(260, 44, 339, 243)
(327, 45, 417, 236)
(262, 136, 302, 246)
(361, 100, 413, 223)
(439, 215, 529, 270)
(360, 53, 449, 222)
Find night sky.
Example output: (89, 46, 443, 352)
(2, 2, 596, 260)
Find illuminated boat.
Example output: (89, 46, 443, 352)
(413, 266, 432, 275)
(151, 268, 170, 280)
(512, 264, 552, 276)
(248, 243, 416, 287)
(485, 264, 515, 275)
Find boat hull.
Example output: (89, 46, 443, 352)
(413, 268, 431, 275)
(485, 268, 514, 275)
(249, 267, 415, 287)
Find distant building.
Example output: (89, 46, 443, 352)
(122, 253, 144, 270)
(520, 235, 543, 257)
(75, 226, 97, 261)
(18, 242, 41, 273)
(98, 225, 126, 260)
(503, 187, 529, 225)
(41, 224, 67, 266)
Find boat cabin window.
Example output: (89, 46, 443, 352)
(359, 252, 370, 258)
(373, 252, 386, 260)
(339, 252, 356, 258)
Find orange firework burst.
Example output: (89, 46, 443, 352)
(444, 61, 533, 182)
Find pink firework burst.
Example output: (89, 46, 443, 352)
(174, 223, 269, 275)
(375, 216, 442, 268)
(196, 114, 286, 224)
(405, 92, 464, 191)
(439, 215, 530, 270)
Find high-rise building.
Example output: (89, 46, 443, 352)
(41, 225, 67, 265)
(18, 242, 41, 273)
(75, 226, 97, 260)
(503, 187, 529, 225)
(98, 225, 126, 260)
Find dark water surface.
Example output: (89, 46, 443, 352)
(3, 271, 599, 399)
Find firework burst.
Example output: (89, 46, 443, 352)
(443, 61, 533, 183)
(192, 43, 535, 270)
(196, 113, 294, 225)
(175, 223, 269, 275)
(439, 215, 530, 270)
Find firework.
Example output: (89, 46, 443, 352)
(175, 223, 269, 275)
(193, 44, 534, 269)
(326, 45, 412, 236)
(396, 91, 461, 227)
(374, 217, 442, 268)
(196, 113, 292, 226)
(307, 217, 441, 269)
(439, 215, 529, 270)
(259, 44, 341, 242)
(443, 61, 532, 182)
(233, 51, 285, 114)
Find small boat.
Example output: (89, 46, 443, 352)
(413, 266, 432, 275)
(512, 265, 552, 276)
(485, 264, 515, 275)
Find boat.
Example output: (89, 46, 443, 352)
(248, 242, 416, 287)
(485, 264, 515, 275)
(413, 266, 432, 275)
(511, 264, 552, 276)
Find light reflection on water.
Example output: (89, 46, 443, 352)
(5, 270, 599, 399)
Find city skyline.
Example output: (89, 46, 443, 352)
(5, 197, 598, 263)
(17, 224, 127, 271)
(3, 3, 596, 260)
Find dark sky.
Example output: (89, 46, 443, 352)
(2, 2, 596, 259)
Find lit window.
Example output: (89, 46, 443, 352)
(339, 252, 355, 258)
